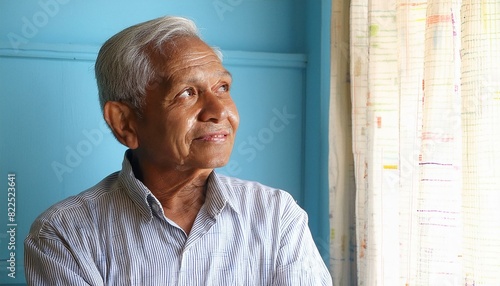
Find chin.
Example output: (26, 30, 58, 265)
(189, 149, 233, 170)
(210, 160, 230, 169)
(204, 157, 231, 169)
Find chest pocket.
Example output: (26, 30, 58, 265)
(206, 256, 257, 286)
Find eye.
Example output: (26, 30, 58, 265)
(178, 88, 196, 98)
(217, 84, 230, 93)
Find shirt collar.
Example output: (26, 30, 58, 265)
(117, 150, 240, 221)
(205, 171, 241, 217)
(118, 150, 155, 222)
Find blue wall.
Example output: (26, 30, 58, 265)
(0, 1, 330, 283)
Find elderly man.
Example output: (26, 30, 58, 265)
(24, 16, 332, 285)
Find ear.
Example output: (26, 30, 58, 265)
(104, 101, 139, 149)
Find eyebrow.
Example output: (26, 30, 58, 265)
(217, 70, 232, 79)
(184, 70, 232, 84)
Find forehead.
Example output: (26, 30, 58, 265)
(152, 36, 225, 79)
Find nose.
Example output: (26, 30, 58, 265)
(198, 91, 228, 123)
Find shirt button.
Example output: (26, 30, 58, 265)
(152, 204, 160, 212)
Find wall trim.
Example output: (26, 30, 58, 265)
(0, 42, 307, 68)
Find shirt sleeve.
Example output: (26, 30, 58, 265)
(273, 195, 333, 286)
(24, 224, 103, 286)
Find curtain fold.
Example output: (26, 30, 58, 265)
(461, 1, 500, 284)
(329, 0, 500, 285)
(329, 0, 357, 284)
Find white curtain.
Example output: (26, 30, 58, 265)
(329, 0, 500, 285)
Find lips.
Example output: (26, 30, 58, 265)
(195, 131, 229, 142)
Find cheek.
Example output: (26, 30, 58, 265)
(145, 112, 188, 161)
(229, 106, 240, 132)
(167, 115, 196, 152)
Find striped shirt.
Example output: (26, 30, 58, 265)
(25, 152, 332, 285)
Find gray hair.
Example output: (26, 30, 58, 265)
(95, 16, 217, 112)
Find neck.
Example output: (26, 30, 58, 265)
(129, 152, 212, 234)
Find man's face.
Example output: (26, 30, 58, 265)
(132, 36, 239, 172)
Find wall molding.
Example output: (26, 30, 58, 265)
(0, 42, 307, 68)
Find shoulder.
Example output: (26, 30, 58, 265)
(217, 174, 294, 201)
(214, 173, 305, 219)
(28, 172, 122, 237)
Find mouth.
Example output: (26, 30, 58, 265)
(195, 131, 229, 142)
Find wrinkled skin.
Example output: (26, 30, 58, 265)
(134, 36, 239, 176)
(104, 36, 239, 233)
